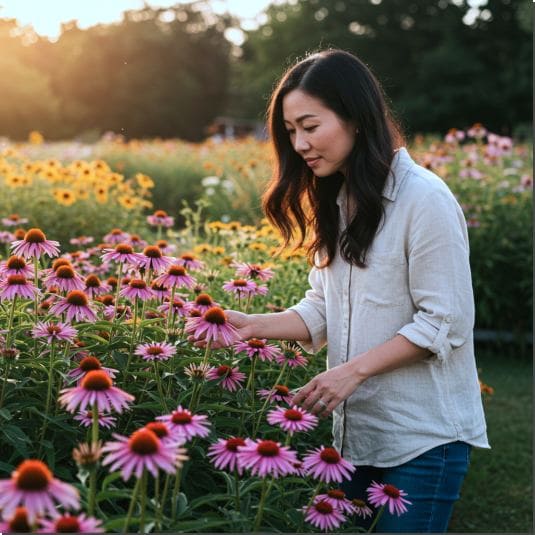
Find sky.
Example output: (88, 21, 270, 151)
(0, 0, 282, 42)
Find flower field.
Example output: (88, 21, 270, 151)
(0, 126, 531, 532)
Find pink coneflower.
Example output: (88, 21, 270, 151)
(183, 362, 211, 381)
(128, 234, 148, 250)
(222, 278, 261, 297)
(103, 228, 130, 244)
(0, 459, 80, 522)
(185, 306, 239, 346)
(350, 498, 374, 519)
(189, 292, 219, 313)
(49, 290, 97, 323)
(234, 338, 283, 362)
(257, 384, 294, 404)
(0, 274, 39, 301)
(74, 409, 117, 429)
(207, 437, 246, 474)
(150, 281, 170, 301)
(2, 214, 28, 227)
(291, 460, 307, 477)
(0, 230, 15, 244)
(157, 405, 211, 442)
(59, 369, 134, 413)
(67, 355, 118, 381)
(135, 341, 176, 362)
(120, 278, 154, 302)
(135, 245, 173, 273)
(10, 228, 60, 259)
(314, 489, 357, 515)
(103, 304, 132, 321)
(176, 252, 204, 271)
(302, 446, 356, 483)
(275, 344, 309, 368)
(0, 255, 34, 278)
(233, 261, 274, 281)
(366, 481, 412, 516)
(156, 239, 176, 255)
(39, 513, 104, 533)
(44, 265, 85, 292)
(102, 428, 187, 481)
(267, 405, 318, 435)
(144, 421, 177, 446)
(237, 438, 298, 478)
(154, 264, 196, 289)
(31, 321, 78, 343)
(158, 296, 191, 318)
(206, 364, 246, 391)
(100, 243, 141, 265)
(147, 209, 175, 228)
(83, 274, 111, 298)
(0, 506, 32, 533)
(70, 235, 94, 246)
(302, 500, 346, 531)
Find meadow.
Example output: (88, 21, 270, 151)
(0, 127, 531, 532)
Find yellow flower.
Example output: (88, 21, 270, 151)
(227, 221, 242, 231)
(118, 195, 136, 210)
(193, 243, 213, 254)
(45, 159, 61, 169)
(106, 172, 124, 185)
(53, 188, 77, 206)
(94, 186, 109, 204)
(136, 173, 154, 189)
(91, 160, 111, 173)
(207, 221, 228, 231)
(248, 242, 268, 252)
(5, 174, 26, 188)
(74, 185, 90, 200)
(212, 246, 226, 255)
(28, 131, 44, 144)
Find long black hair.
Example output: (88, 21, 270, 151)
(263, 49, 404, 268)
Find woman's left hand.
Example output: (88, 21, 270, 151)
(292, 361, 365, 418)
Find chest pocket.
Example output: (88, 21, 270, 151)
(356, 252, 408, 307)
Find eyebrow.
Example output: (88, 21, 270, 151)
(283, 113, 318, 125)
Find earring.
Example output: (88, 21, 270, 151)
(355, 128, 359, 134)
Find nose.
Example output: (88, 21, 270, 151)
(293, 132, 310, 154)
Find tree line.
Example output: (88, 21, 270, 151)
(0, 0, 531, 141)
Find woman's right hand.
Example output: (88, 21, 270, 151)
(188, 309, 256, 348)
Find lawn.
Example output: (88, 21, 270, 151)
(448, 348, 532, 532)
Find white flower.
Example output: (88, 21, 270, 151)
(202, 175, 221, 187)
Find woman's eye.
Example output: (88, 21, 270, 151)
(304, 126, 317, 132)
(286, 129, 295, 135)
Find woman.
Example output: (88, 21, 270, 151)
(196, 49, 490, 532)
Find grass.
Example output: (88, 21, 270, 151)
(448, 348, 532, 532)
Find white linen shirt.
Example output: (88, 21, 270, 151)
(289, 148, 490, 467)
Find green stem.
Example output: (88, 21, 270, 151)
(110, 262, 124, 340)
(367, 504, 386, 533)
(38, 340, 56, 452)
(253, 362, 287, 438)
(253, 477, 273, 531)
(88, 468, 97, 517)
(139, 469, 148, 534)
(154, 361, 169, 412)
(165, 285, 177, 339)
(158, 473, 171, 527)
(0, 361, 12, 409)
(171, 467, 182, 522)
(126, 297, 139, 374)
(234, 468, 241, 512)
(5, 295, 17, 349)
(123, 477, 142, 533)
(91, 405, 99, 445)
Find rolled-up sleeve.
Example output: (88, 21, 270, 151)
(288, 266, 328, 353)
(397, 186, 475, 362)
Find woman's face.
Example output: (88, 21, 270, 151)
(282, 89, 357, 177)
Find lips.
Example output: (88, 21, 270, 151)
(305, 157, 321, 167)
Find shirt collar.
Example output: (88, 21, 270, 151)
(336, 147, 415, 207)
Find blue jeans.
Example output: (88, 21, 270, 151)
(340, 441, 471, 532)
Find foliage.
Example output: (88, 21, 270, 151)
(233, 0, 532, 136)
(0, 5, 232, 141)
